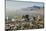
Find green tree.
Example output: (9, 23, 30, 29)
(25, 15, 29, 21)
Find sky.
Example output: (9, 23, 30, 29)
(5, 0, 44, 18)
(6, 0, 44, 11)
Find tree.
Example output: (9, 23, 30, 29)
(22, 15, 25, 19)
(25, 15, 29, 21)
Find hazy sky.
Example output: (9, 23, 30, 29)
(5, 0, 44, 17)
(6, 0, 44, 11)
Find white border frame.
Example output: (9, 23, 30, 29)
(0, 0, 46, 31)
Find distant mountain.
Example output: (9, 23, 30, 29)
(33, 6, 40, 9)
(21, 6, 43, 11)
